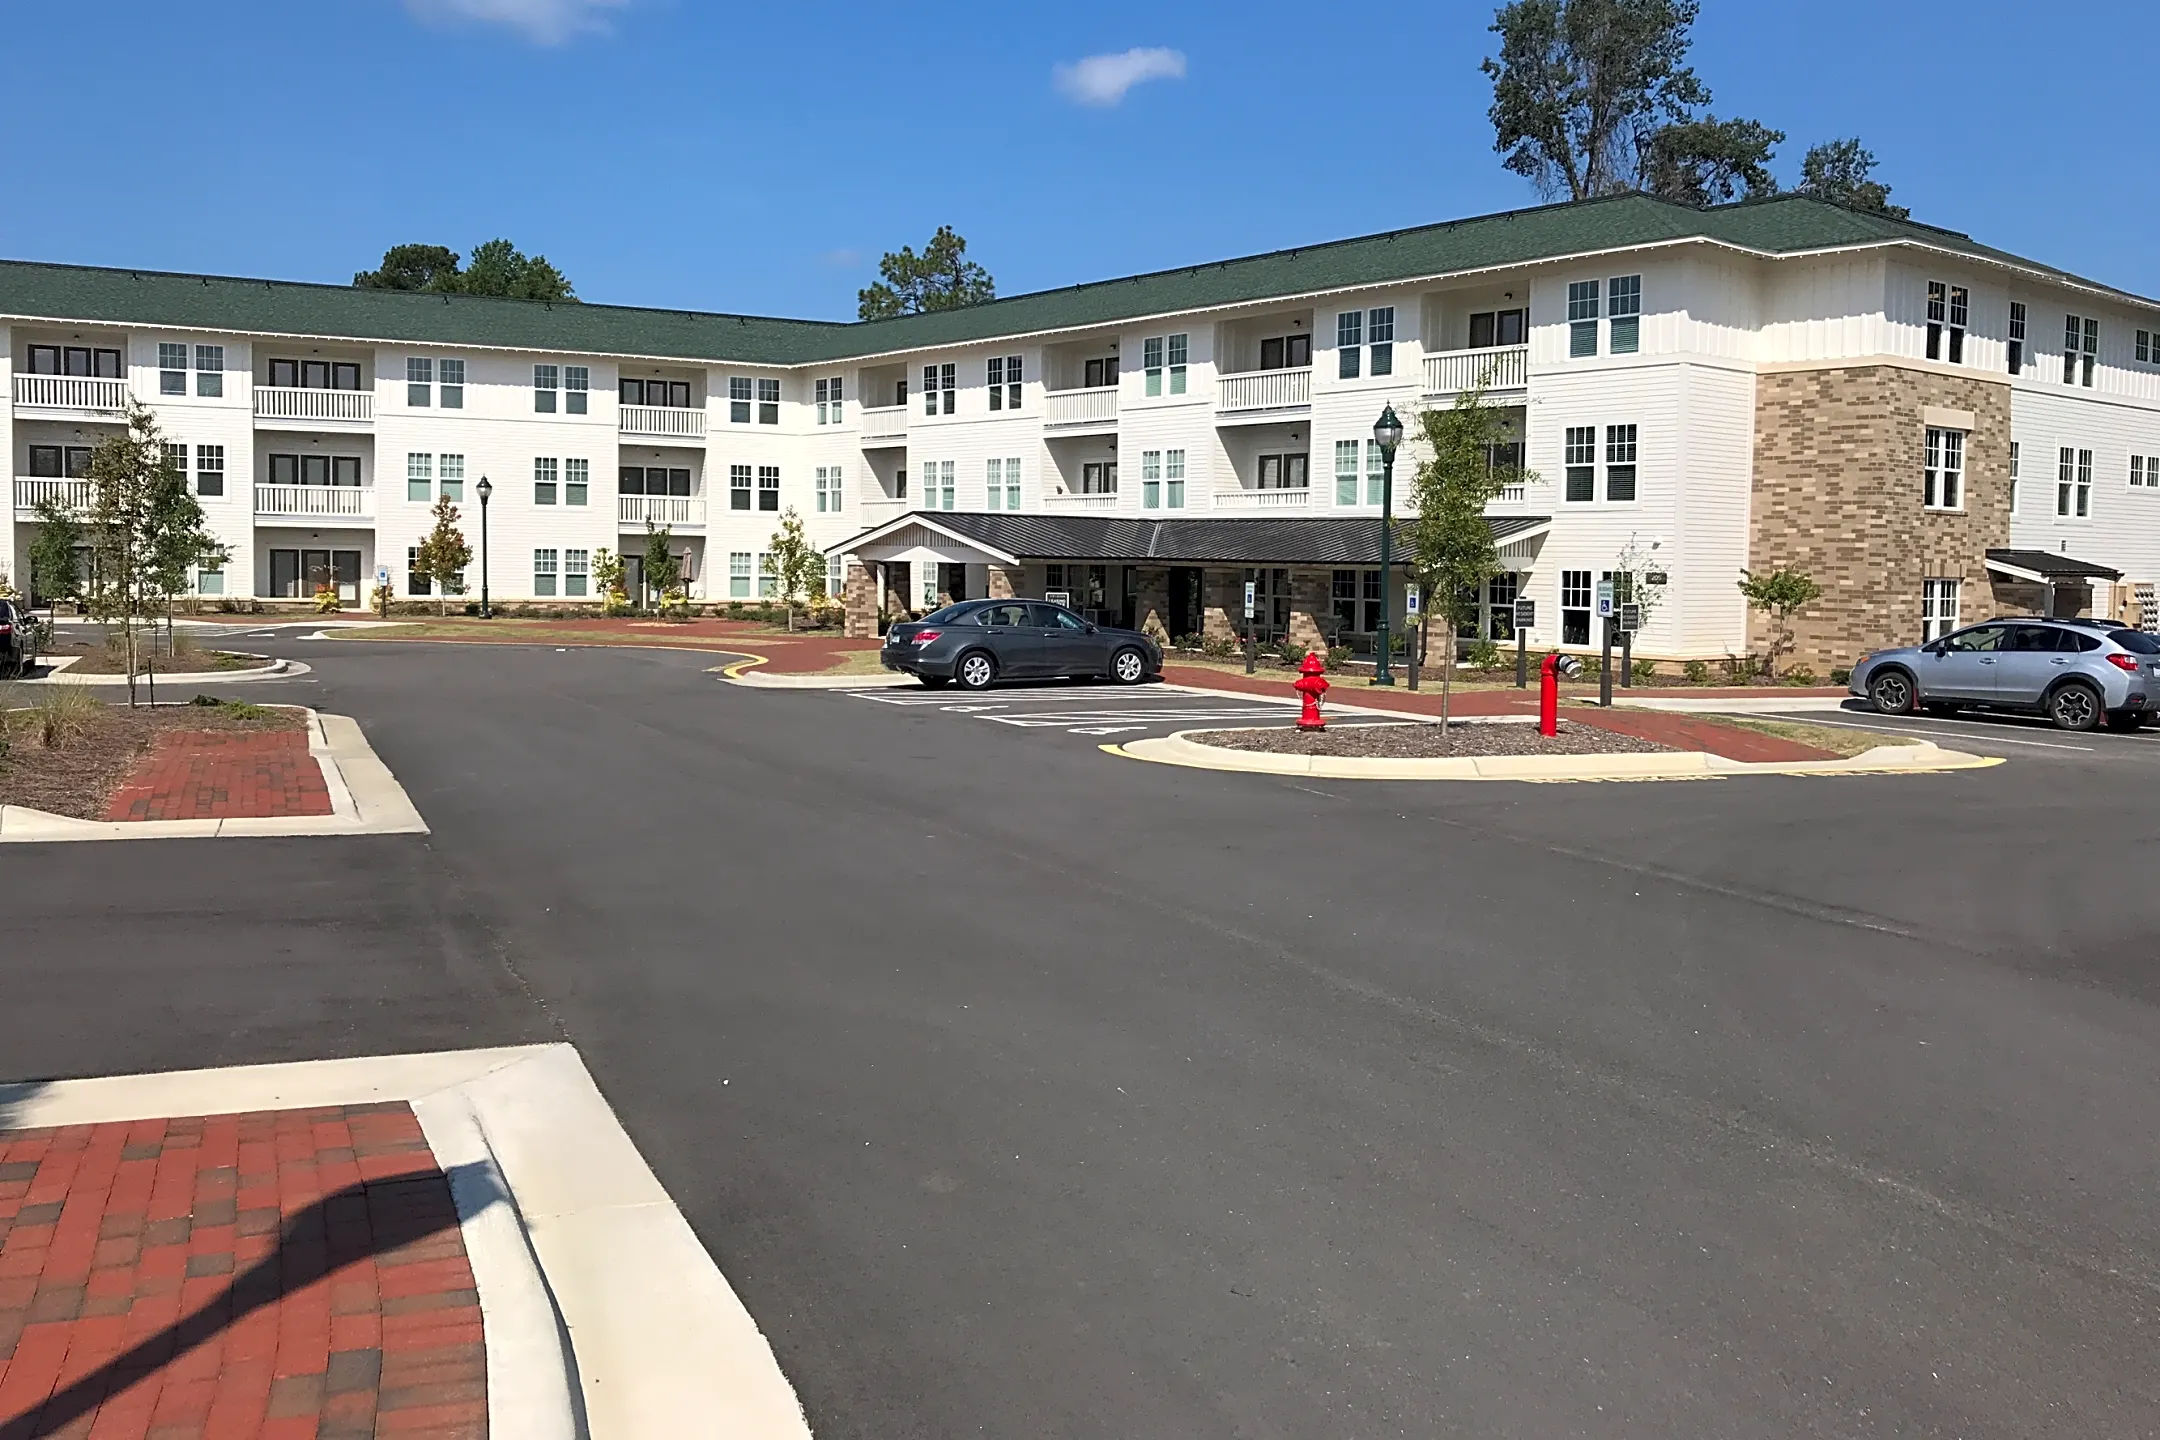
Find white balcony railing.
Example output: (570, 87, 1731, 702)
(14, 374, 128, 412)
(1212, 487, 1312, 510)
(1043, 386, 1119, 427)
(1045, 491, 1120, 511)
(860, 405, 908, 444)
(255, 484, 371, 519)
(1423, 344, 1529, 396)
(858, 497, 909, 528)
(620, 405, 707, 439)
(1215, 367, 1311, 413)
(254, 387, 373, 424)
(14, 477, 92, 514)
(617, 495, 707, 527)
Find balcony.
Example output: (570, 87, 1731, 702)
(255, 484, 372, 520)
(1043, 386, 1118, 432)
(14, 374, 128, 417)
(860, 405, 908, 448)
(14, 477, 91, 516)
(618, 494, 707, 528)
(1212, 487, 1311, 510)
(857, 496, 909, 528)
(1423, 344, 1529, 399)
(254, 387, 373, 429)
(1215, 368, 1310, 422)
(620, 405, 706, 440)
(1044, 491, 1120, 512)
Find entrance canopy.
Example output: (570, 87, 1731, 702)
(1983, 548, 2122, 584)
(826, 512, 1552, 566)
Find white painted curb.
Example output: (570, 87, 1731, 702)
(12, 657, 305, 685)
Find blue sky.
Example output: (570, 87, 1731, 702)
(4, 0, 2156, 319)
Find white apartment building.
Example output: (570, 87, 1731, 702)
(7, 192, 2159, 668)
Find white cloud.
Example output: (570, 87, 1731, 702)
(1052, 47, 1187, 107)
(404, 0, 630, 45)
(819, 248, 862, 268)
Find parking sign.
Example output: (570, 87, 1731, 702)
(1243, 580, 1256, 620)
(1512, 598, 1536, 630)
(1619, 602, 1642, 632)
(1596, 580, 1615, 618)
(1405, 584, 1421, 615)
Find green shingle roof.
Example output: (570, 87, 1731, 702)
(0, 194, 2138, 370)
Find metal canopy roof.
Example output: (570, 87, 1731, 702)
(1984, 548, 2123, 583)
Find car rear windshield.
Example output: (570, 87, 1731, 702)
(919, 603, 983, 625)
(2109, 629, 2160, 654)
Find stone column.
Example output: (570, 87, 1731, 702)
(1202, 570, 1240, 644)
(843, 561, 876, 638)
(1285, 570, 1332, 656)
(1133, 568, 1172, 641)
(989, 564, 1024, 599)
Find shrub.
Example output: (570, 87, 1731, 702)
(1682, 659, 1711, 684)
(1577, 654, 1602, 679)
(1632, 658, 1659, 685)
(1325, 645, 1354, 673)
(1830, 667, 1853, 686)
(1200, 633, 1237, 659)
(1275, 635, 1309, 665)
(1783, 665, 1818, 686)
(1723, 654, 1757, 684)
(1171, 633, 1201, 651)
(1463, 639, 1503, 671)
(29, 682, 102, 749)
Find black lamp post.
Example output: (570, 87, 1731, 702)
(475, 475, 493, 618)
(1371, 403, 1405, 686)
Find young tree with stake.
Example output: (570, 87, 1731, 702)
(414, 495, 472, 617)
(1737, 567, 1821, 679)
(642, 523, 683, 616)
(766, 509, 823, 632)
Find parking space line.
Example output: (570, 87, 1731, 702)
(1760, 712, 2096, 752)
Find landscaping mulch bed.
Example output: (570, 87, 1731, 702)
(0, 699, 306, 819)
(45, 641, 273, 675)
(1188, 719, 1676, 759)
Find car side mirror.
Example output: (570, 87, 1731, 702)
(1086, 623, 1098, 633)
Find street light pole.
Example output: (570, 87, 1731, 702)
(475, 475, 493, 619)
(1371, 403, 1404, 686)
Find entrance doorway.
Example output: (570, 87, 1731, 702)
(1167, 567, 1205, 639)
(1242, 567, 1290, 640)
(269, 548, 362, 604)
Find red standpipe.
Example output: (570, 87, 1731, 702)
(1539, 653, 1561, 736)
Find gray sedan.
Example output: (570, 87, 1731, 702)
(882, 599, 1163, 691)
(1851, 616, 2160, 731)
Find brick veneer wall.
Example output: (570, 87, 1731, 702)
(1750, 364, 2012, 671)
(843, 561, 876, 637)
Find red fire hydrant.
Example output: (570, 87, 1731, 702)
(1294, 651, 1330, 731)
(1539, 652, 1562, 737)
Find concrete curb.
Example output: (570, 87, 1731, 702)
(716, 653, 911, 688)
(0, 1045, 811, 1440)
(10, 657, 302, 685)
(0, 705, 428, 842)
(1111, 728, 2004, 782)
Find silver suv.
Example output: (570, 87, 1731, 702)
(1851, 616, 2160, 732)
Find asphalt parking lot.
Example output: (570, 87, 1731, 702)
(843, 678, 1413, 742)
(1764, 700, 2160, 764)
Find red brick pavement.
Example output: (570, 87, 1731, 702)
(103, 732, 332, 824)
(0, 1104, 486, 1440)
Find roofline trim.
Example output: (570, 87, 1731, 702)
(825, 512, 1022, 565)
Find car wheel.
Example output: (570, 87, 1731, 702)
(1110, 646, 1148, 685)
(2105, 710, 2146, 732)
(917, 676, 950, 689)
(2048, 681, 2103, 732)
(955, 651, 997, 691)
(1869, 669, 1917, 715)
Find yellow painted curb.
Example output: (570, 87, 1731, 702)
(1102, 730, 2005, 783)
(719, 653, 770, 679)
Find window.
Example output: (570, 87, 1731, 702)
(2008, 304, 2026, 376)
(1369, 308, 1394, 376)
(1564, 426, 1596, 502)
(1142, 337, 1163, 396)
(1567, 281, 1600, 357)
(440, 358, 464, 408)
(407, 453, 433, 502)
(1561, 570, 1593, 645)
(533, 549, 559, 597)
(158, 342, 188, 394)
(565, 458, 589, 506)
(995, 457, 1019, 509)
(563, 365, 588, 415)
(1142, 451, 1163, 509)
(825, 555, 844, 601)
(2010, 440, 2021, 514)
(920, 364, 954, 416)
(1468, 309, 1527, 348)
(2064, 315, 2098, 386)
(439, 454, 464, 502)
(759, 553, 777, 599)
(619, 466, 691, 497)
(1604, 424, 1638, 501)
(1256, 453, 1309, 489)
(534, 364, 558, 412)
(408, 357, 433, 407)
(932, 459, 956, 509)
(195, 344, 224, 397)
(196, 565, 223, 596)
(2133, 455, 2160, 489)
(730, 464, 752, 510)
(1924, 427, 1964, 509)
(730, 552, 752, 599)
(1921, 579, 1961, 642)
(815, 377, 843, 424)
(2141, 330, 2157, 364)
(1486, 573, 1520, 641)
(532, 458, 558, 504)
(1257, 333, 1311, 370)
(1167, 333, 1188, 393)
(1334, 441, 1360, 505)
(1336, 310, 1363, 379)
(758, 464, 781, 511)
(163, 441, 186, 483)
(757, 378, 780, 424)
(1330, 569, 1385, 634)
(1608, 276, 1641, 354)
(1165, 449, 1186, 509)
(623, 378, 694, 408)
(1084, 356, 1118, 388)
(987, 355, 1022, 410)
(195, 444, 224, 496)
(1079, 460, 1115, 496)
(2058, 446, 2093, 517)
(816, 465, 845, 513)
(564, 549, 590, 598)
(1925, 281, 1968, 364)
(728, 377, 752, 424)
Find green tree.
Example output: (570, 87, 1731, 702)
(766, 509, 823, 631)
(353, 239, 578, 301)
(78, 401, 179, 706)
(1737, 567, 1822, 679)
(592, 547, 626, 613)
(413, 495, 472, 616)
(857, 226, 995, 319)
(1640, 115, 1783, 205)
(642, 523, 683, 615)
(1403, 382, 1532, 729)
(352, 243, 463, 292)
(141, 460, 229, 686)
(28, 495, 85, 620)
(1795, 138, 1909, 219)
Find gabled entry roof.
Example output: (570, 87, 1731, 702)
(827, 512, 1552, 567)
(1984, 548, 2123, 583)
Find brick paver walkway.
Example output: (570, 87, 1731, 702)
(104, 732, 333, 824)
(0, 1104, 485, 1439)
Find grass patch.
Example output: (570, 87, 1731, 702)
(1709, 715, 1922, 757)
